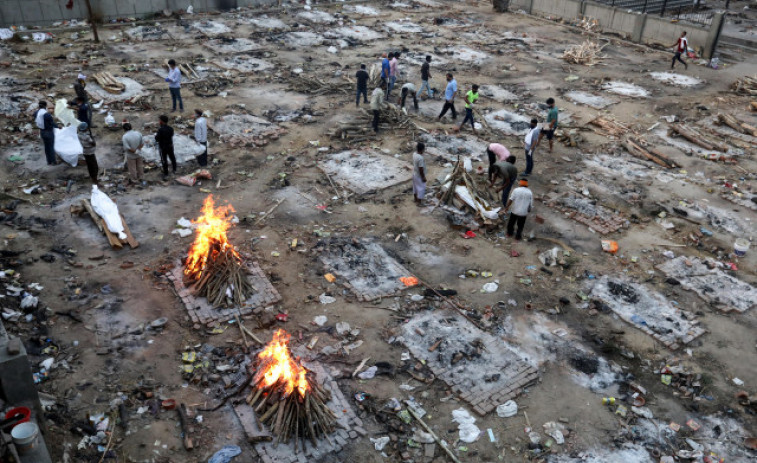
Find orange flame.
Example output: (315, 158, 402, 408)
(256, 329, 310, 398)
(184, 195, 240, 279)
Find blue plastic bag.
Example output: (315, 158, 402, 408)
(208, 445, 242, 463)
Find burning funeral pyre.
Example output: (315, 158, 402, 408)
(245, 329, 337, 450)
(183, 195, 254, 307)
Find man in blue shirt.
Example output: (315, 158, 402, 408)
(380, 53, 390, 94)
(437, 73, 458, 121)
(165, 59, 183, 113)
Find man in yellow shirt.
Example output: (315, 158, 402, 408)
(458, 84, 479, 132)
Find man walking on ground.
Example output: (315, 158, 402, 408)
(539, 97, 558, 153)
(34, 101, 56, 166)
(413, 142, 427, 205)
(438, 73, 458, 121)
(165, 59, 184, 112)
(77, 122, 99, 184)
(523, 118, 541, 176)
(388, 52, 399, 97)
(355, 64, 369, 107)
(155, 115, 177, 179)
(122, 122, 145, 185)
(671, 31, 689, 70)
(417, 55, 433, 99)
(193, 109, 208, 167)
(505, 179, 533, 241)
(458, 84, 479, 132)
(380, 53, 390, 91)
(490, 155, 518, 208)
(399, 83, 418, 111)
(370, 87, 385, 133)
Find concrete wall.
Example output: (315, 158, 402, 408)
(510, 0, 722, 58)
(0, 0, 277, 27)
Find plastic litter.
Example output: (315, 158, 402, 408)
(0, 29, 13, 40)
(357, 366, 377, 380)
(313, 315, 328, 326)
(208, 445, 242, 463)
(370, 436, 390, 451)
(601, 240, 618, 254)
(452, 408, 481, 443)
(482, 282, 498, 293)
(319, 294, 336, 304)
(91, 186, 127, 240)
(53, 125, 83, 166)
(496, 400, 518, 418)
(543, 421, 565, 444)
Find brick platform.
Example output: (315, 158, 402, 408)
(317, 238, 413, 301)
(234, 360, 362, 463)
(168, 261, 281, 326)
(399, 311, 539, 416)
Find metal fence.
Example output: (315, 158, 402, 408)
(593, 0, 714, 26)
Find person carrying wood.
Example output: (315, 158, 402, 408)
(122, 122, 145, 186)
(370, 86, 386, 133)
(77, 122, 98, 184)
(671, 31, 688, 70)
(413, 142, 427, 206)
(504, 179, 533, 241)
(155, 115, 177, 179)
(165, 59, 184, 112)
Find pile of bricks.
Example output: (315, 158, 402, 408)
(235, 360, 364, 463)
(168, 261, 281, 327)
(400, 311, 539, 416)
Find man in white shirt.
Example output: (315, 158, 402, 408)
(121, 122, 145, 185)
(194, 109, 208, 166)
(370, 87, 385, 133)
(523, 118, 541, 176)
(412, 142, 427, 205)
(165, 59, 184, 112)
(505, 179, 533, 241)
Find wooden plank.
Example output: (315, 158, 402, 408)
(101, 218, 124, 249)
(81, 199, 103, 232)
(120, 215, 139, 249)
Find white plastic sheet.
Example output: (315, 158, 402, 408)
(53, 125, 83, 167)
(54, 98, 79, 127)
(91, 186, 126, 240)
(451, 408, 481, 443)
(0, 29, 13, 40)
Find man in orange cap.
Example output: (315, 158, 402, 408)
(504, 178, 533, 240)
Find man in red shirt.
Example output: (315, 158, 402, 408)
(671, 31, 688, 70)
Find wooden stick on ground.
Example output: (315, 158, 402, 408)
(177, 403, 194, 450)
(255, 199, 285, 226)
(407, 407, 462, 463)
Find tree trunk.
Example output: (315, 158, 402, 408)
(492, 0, 510, 12)
(83, 0, 99, 43)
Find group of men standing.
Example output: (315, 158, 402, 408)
(33, 59, 209, 186)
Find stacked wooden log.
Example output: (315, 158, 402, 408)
(184, 242, 254, 308)
(328, 105, 427, 140)
(670, 124, 728, 152)
(716, 113, 757, 137)
(93, 72, 126, 94)
(439, 157, 498, 225)
(289, 75, 351, 96)
(622, 137, 679, 169)
(731, 75, 757, 95)
(562, 40, 606, 66)
(589, 116, 630, 137)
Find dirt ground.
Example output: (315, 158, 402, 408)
(0, 1, 756, 462)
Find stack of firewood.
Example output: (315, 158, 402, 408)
(731, 75, 757, 95)
(622, 137, 679, 169)
(328, 105, 427, 141)
(589, 116, 630, 137)
(716, 113, 757, 137)
(164, 59, 200, 79)
(670, 124, 728, 152)
(184, 241, 254, 308)
(562, 40, 606, 66)
(289, 75, 351, 96)
(93, 72, 125, 94)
